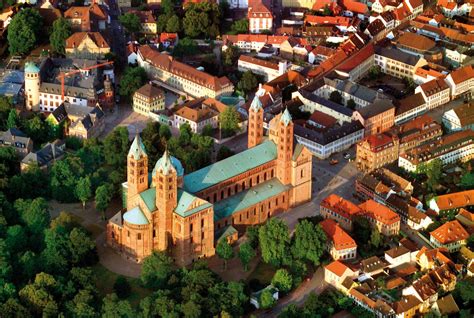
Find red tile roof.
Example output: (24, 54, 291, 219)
(359, 199, 401, 226)
(320, 219, 357, 251)
(432, 189, 474, 211)
(238, 55, 279, 70)
(430, 220, 469, 244)
(248, 1, 272, 18)
(342, 0, 369, 14)
(65, 32, 110, 49)
(325, 260, 351, 277)
(305, 15, 351, 27)
(363, 133, 396, 152)
(320, 194, 361, 219)
(449, 65, 474, 84)
(419, 78, 449, 97)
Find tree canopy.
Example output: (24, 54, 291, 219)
(7, 8, 43, 55)
(119, 13, 142, 34)
(50, 18, 72, 55)
(118, 67, 148, 100)
(259, 218, 291, 267)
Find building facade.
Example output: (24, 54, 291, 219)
(248, 2, 273, 33)
(359, 199, 401, 236)
(320, 194, 361, 231)
(132, 83, 165, 116)
(414, 78, 450, 110)
(356, 133, 399, 172)
(320, 219, 357, 261)
(106, 100, 313, 265)
(430, 220, 469, 252)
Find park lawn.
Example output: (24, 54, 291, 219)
(93, 264, 151, 307)
(246, 260, 275, 287)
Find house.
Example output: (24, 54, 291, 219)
(159, 33, 179, 49)
(65, 32, 110, 59)
(399, 130, 474, 172)
(403, 274, 439, 312)
(132, 83, 165, 117)
(406, 207, 433, 230)
(413, 66, 445, 85)
(442, 102, 474, 132)
(360, 256, 388, 277)
(352, 99, 395, 136)
(395, 32, 439, 59)
(374, 46, 428, 79)
(429, 190, 474, 214)
(320, 194, 361, 231)
(237, 55, 288, 82)
(250, 285, 279, 309)
(356, 133, 399, 173)
(392, 295, 422, 318)
(248, 1, 273, 33)
(21, 142, 65, 171)
(280, 37, 311, 60)
(414, 78, 450, 110)
(324, 260, 358, 292)
(416, 247, 453, 270)
(0, 128, 33, 158)
(385, 246, 412, 268)
(173, 97, 227, 134)
(320, 219, 357, 260)
(393, 114, 443, 154)
(432, 294, 460, 317)
(444, 65, 474, 98)
(129, 10, 157, 35)
(358, 199, 401, 236)
(127, 42, 139, 65)
(222, 34, 289, 53)
(308, 46, 336, 64)
(456, 208, 474, 228)
(342, 0, 369, 19)
(64, 4, 108, 32)
(430, 220, 469, 252)
(394, 93, 427, 124)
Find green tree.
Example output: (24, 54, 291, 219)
(159, 124, 172, 140)
(202, 124, 213, 137)
(259, 218, 291, 267)
(6, 225, 27, 255)
(75, 176, 92, 210)
(95, 184, 113, 220)
(209, 281, 248, 317)
(140, 251, 174, 289)
(173, 37, 199, 58)
(166, 14, 181, 33)
(291, 220, 326, 266)
(216, 239, 234, 270)
(119, 67, 148, 100)
(15, 198, 50, 251)
(347, 99, 356, 110)
(50, 18, 72, 54)
(370, 228, 382, 248)
(368, 65, 382, 80)
(103, 126, 130, 179)
(353, 216, 371, 244)
(114, 276, 131, 299)
(161, 0, 175, 15)
(119, 13, 142, 34)
(217, 145, 235, 161)
(272, 269, 293, 294)
(237, 70, 258, 98)
(454, 280, 474, 307)
(181, 301, 201, 318)
(260, 289, 275, 309)
(156, 14, 170, 34)
(7, 8, 43, 55)
(219, 107, 240, 138)
(425, 159, 442, 192)
(102, 294, 135, 318)
(222, 45, 239, 67)
(50, 157, 83, 203)
(460, 173, 474, 189)
(329, 91, 343, 105)
(18, 272, 58, 316)
(230, 19, 248, 34)
(0, 298, 30, 317)
(6, 109, 17, 129)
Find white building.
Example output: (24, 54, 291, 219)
(444, 65, 474, 99)
(414, 78, 451, 110)
(374, 46, 427, 79)
(237, 55, 288, 82)
(248, 2, 273, 34)
(430, 220, 469, 253)
(385, 246, 412, 268)
(442, 103, 474, 132)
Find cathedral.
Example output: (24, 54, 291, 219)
(106, 94, 313, 266)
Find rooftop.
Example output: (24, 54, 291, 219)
(320, 219, 357, 250)
(325, 260, 351, 277)
(355, 99, 394, 119)
(320, 194, 361, 219)
(359, 199, 401, 225)
(374, 46, 422, 66)
(396, 32, 436, 52)
(430, 220, 469, 244)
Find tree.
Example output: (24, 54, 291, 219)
(460, 173, 474, 189)
(75, 176, 92, 210)
(181, 301, 201, 318)
(219, 107, 240, 138)
(18, 272, 58, 316)
(173, 37, 198, 58)
(222, 45, 239, 67)
(329, 91, 343, 105)
(370, 228, 382, 248)
(353, 216, 371, 244)
(102, 294, 135, 318)
(271, 269, 293, 294)
(368, 65, 382, 80)
(237, 71, 258, 98)
(15, 198, 50, 251)
(6, 109, 17, 129)
(140, 251, 174, 289)
(467, 235, 474, 249)
(202, 124, 213, 137)
(114, 276, 131, 299)
(119, 67, 148, 100)
(425, 159, 442, 192)
(259, 218, 291, 267)
(50, 158, 83, 203)
(216, 239, 234, 270)
(230, 19, 248, 34)
(161, 0, 175, 15)
(291, 220, 326, 266)
(347, 99, 356, 110)
(7, 8, 43, 55)
(454, 280, 474, 307)
(159, 124, 172, 140)
(217, 146, 235, 161)
(260, 289, 275, 309)
(119, 13, 142, 34)
(95, 184, 113, 220)
(166, 15, 181, 33)
(322, 4, 332, 16)
(50, 18, 72, 54)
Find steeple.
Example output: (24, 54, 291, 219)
(126, 134, 149, 204)
(153, 148, 176, 176)
(128, 134, 147, 160)
(276, 108, 294, 185)
(248, 84, 265, 149)
(280, 108, 292, 127)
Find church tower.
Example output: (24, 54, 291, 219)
(248, 90, 264, 148)
(153, 150, 177, 251)
(103, 76, 114, 110)
(24, 62, 40, 112)
(127, 134, 148, 205)
(276, 108, 294, 185)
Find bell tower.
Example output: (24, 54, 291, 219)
(127, 134, 148, 205)
(24, 62, 41, 112)
(153, 150, 177, 251)
(276, 108, 294, 185)
(248, 86, 265, 148)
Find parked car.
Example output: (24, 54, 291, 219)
(329, 159, 339, 165)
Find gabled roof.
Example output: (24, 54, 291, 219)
(430, 220, 469, 244)
(359, 199, 400, 225)
(419, 78, 449, 97)
(392, 295, 422, 314)
(325, 260, 351, 277)
(432, 189, 474, 211)
(65, 32, 110, 49)
(320, 194, 361, 219)
(320, 219, 357, 250)
(435, 294, 459, 316)
(385, 245, 410, 259)
(135, 83, 164, 99)
(448, 64, 474, 84)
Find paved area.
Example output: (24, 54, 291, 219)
(100, 104, 150, 138)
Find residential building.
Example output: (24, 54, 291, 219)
(393, 114, 443, 154)
(413, 66, 445, 85)
(106, 106, 313, 265)
(308, 46, 336, 64)
(358, 199, 401, 236)
(64, 4, 108, 32)
(65, 32, 110, 59)
(444, 64, 474, 98)
(248, 1, 273, 33)
(127, 42, 139, 65)
(414, 78, 450, 110)
(442, 102, 474, 132)
(280, 37, 312, 61)
(432, 294, 460, 317)
(360, 256, 388, 276)
(237, 55, 288, 82)
(295, 90, 354, 123)
(456, 208, 474, 228)
(137, 45, 234, 99)
(429, 190, 474, 214)
(416, 247, 453, 270)
(385, 245, 411, 268)
(222, 34, 289, 52)
(402, 274, 439, 312)
(132, 83, 165, 117)
(173, 97, 227, 134)
(394, 92, 427, 124)
(320, 219, 357, 261)
(374, 46, 427, 79)
(430, 220, 469, 252)
(324, 260, 358, 292)
(0, 128, 33, 158)
(353, 99, 395, 136)
(356, 133, 399, 173)
(21, 141, 65, 171)
(399, 130, 474, 172)
(392, 295, 422, 318)
(395, 32, 438, 58)
(129, 10, 157, 34)
(320, 194, 361, 231)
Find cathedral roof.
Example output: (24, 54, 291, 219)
(123, 206, 149, 225)
(250, 94, 263, 112)
(128, 134, 147, 160)
(280, 108, 292, 126)
(153, 150, 184, 176)
(25, 62, 40, 73)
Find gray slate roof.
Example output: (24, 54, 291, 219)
(0, 128, 32, 149)
(21, 142, 64, 167)
(294, 120, 364, 145)
(375, 46, 422, 66)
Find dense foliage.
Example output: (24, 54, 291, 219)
(7, 8, 43, 55)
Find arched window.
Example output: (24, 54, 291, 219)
(257, 175, 260, 184)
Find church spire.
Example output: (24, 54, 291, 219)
(128, 134, 147, 160)
(280, 108, 292, 127)
(154, 148, 176, 176)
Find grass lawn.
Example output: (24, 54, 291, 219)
(93, 264, 151, 307)
(246, 260, 275, 287)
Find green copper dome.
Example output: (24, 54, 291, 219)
(123, 206, 149, 225)
(24, 62, 40, 73)
(153, 149, 184, 176)
(280, 108, 292, 127)
(128, 134, 147, 159)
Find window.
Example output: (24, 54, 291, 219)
(190, 224, 193, 232)
(137, 233, 141, 240)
